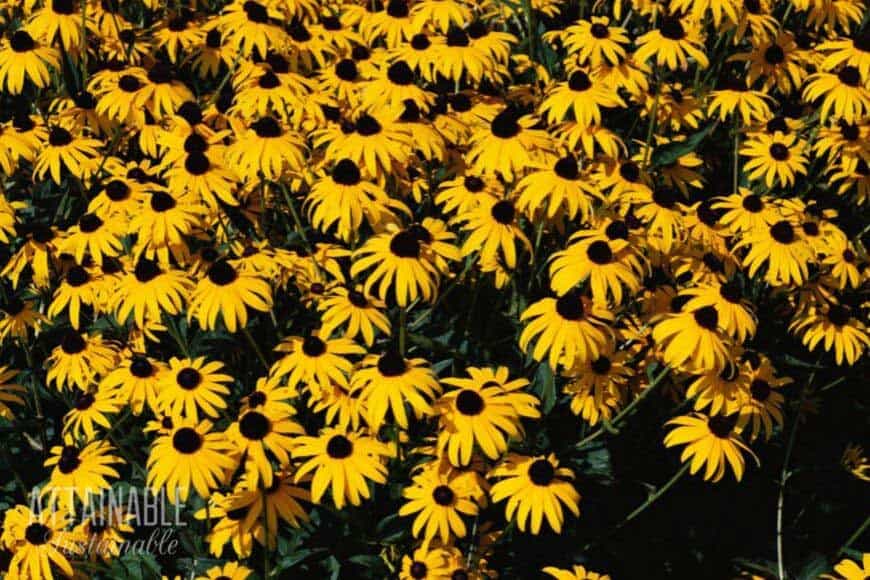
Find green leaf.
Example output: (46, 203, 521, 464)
(650, 123, 717, 167)
(533, 362, 556, 414)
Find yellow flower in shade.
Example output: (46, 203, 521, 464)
(840, 444, 870, 482)
(707, 74, 773, 124)
(47, 265, 99, 329)
(736, 365, 789, 442)
(129, 190, 202, 266)
(789, 302, 870, 366)
(74, 504, 135, 563)
(225, 116, 307, 182)
(398, 461, 480, 543)
(270, 333, 363, 394)
(685, 360, 752, 416)
(633, 15, 709, 71)
(664, 413, 758, 482)
(225, 406, 304, 489)
(680, 282, 758, 343)
(317, 286, 391, 347)
(563, 348, 633, 426)
(400, 546, 452, 580)
(216, 0, 288, 57)
(435, 366, 540, 467)
(489, 453, 580, 534)
(62, 387, 121, 442)
(195, 491, 262, 558)
(0, 366, 25, 420)
(1, 504, 84, 580)
(147, 417, 238, 502)
(157, 356, 232, 420)
(0, 30, 60, 94)
(455, 196, 532, 270)
(519, 291, 614, 370)
(292, 428, 392, 509)
(100, 354, 166, 415)
(43, 438, 123, 507)
(549, 237, 644, 306)
(515, 153, 601, 221)
(821, 554, 870, 580)
(113, 257, 193, 328)
(351, 349, 441, 432)
(543, 564, 612, 580)
(46, 330, 118, 391)
(27, 0, 84, 50)
(802, 66, 870, 123)
(188, 260, 273, 333)
(735, 220, 814, 287)
(713, 188, 780, 234)
(197, 561, 253, 580)
(653, 305, 731, 372)
(466, 107, 551, 182)
(33, 125, 102, 185)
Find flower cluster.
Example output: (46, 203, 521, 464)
(0, 0, 867, 577)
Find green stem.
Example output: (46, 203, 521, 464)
(242, 327, 270, 370)
(777, 356, 821, 580)
(263, 490, 271, 577)
(839, 515, 869, 556)
(733, 114, 740, 193)
(622, 462, 691, 524)
(398, 308, 407, 355)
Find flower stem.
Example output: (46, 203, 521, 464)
(839, 514, 869, 556)
(623, 462, 691, 524)
(242, 327, 270, 370)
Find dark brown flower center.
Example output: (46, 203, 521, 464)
(333, 159, 361, 185)
(742, 194, 763, 212)
(770, 220, 795, 244)
(176, 368, 202, 390)
(207, 261, 238, 285)
(490, 200, 515, 224)
(105, 180, 130, 201)
(252, 116, 282, 138)
(827, 304, 851, 326)
(764, 44, 785, 64)
(456, 389, 485, 416)
(769, 143, 789, 161)
(66, 265, 90, 287)
(49, 127, 73, 146)
(750, 379, 771, 401)
(556, 292, 585, 320)
(591, 356, 612, 374)
(387, 61, 414, 85)
(10, 30, 35, 52)
(378, 349, 407, 376)
(326, 434, 353, 458)
(355, 114, 381, 136)
(74, 390, 95, 410)
(490, 108, 520, 139)
(708, 413, 737, 438)
(58, 445, 81, 473)
(554, 155, 579, 180)
(591, 23, 609, 38)
(243, 0, 269, 22)
(173, 427, 203, 453)
(150, 191, 176, 212)
(134, 258, 161, 282)
(433, 484, 455, 506)
(130, 356, 153, 377)
(184, 152, 210, 175)
(838, 66, 860, 87)
(528, 459, 555, 485)
(25, 523, 51, 545)
(302, 335, 326, 357)
(389, 230, 421, 258)
(619, 161, 640, 182)
(693, 306, 719, 330)
(605, 220, 629, 240)
(61, 331, 86, 354)
(410, 562, 428, 579)
(239, 411, 271, 440)
(586, 240, 613, 265)
(659, 17, 685, 40)
(335, 59, 358, 81)
(568, 70, 592, 91)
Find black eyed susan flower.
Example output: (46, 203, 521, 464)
(46, 330, 117, 391)
(74, 505, 135, 563)
(543, 564, 612, 580)
(188, 260, 273, 333)
(58, 212, 124, 266)
(316, 111, 411, 177)
(1, 504, 83, 579)
(821, 554, 870, 580)
(435, 366, 540, 466)
(520, 291, 614, 370)
(634, 15, 709, 71)
(735, 219, 814, 286)
(148, 417, 238, 502)
(62, 387, 121, 441)
(455, 196, 531, 271)
(317, 286, 391, 346)
(398, 461, 480, 543)
(802, 65, 870, 123)
(821, 236, 863, 289)
(226, 406, 304, 488)
(196, 561, 254, 580)
(516, 153, 602, 221)
(113, 257, 193, 328)
(713, 188, 780, 233)
(351, 225, 444, 306)
(33, 125, 102, 185)
(101, 354, 166, 415)
(194, 490, 261, 557)
(489, 453, 580, 534)
(736, 365, 789, 441)
(44, 438, 122, 507)
(740, 131, 808, 187)
(563, 348, 633, 426)
(351, 349, 441, 432)
(226, 115, 306, 182)
(664, 412, 758, 482)
(466, 107, 550, 182)
(292, 428, 392, 509)
(652, 305, 731, 372)
(157, 356, 232, 420)
(28, 0, 84, 50)
(789, 302, 870, 366)
(685, 360, 751, 416)
(130, 190, 202, 266)
(399, 546, 451, 580)
(558, 16, 629, 66)
(47, 264, 99, 329)
(435, 173, 500, 217)
(0, 29, 60, 94)
(708, 71, 773, 124)
(217, 0, 288, 57)
(540, 68, 625, 127)
(270, 333, 363, 394)
(0, 366, 25, 420)
(304, 158, 410, 243)
(549, 236, 644, 305)
(681, 282, 758, 342)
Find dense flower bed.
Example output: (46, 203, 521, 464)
(0, 0, 868, 578)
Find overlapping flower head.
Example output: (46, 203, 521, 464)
(0, 0, 867, 577)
